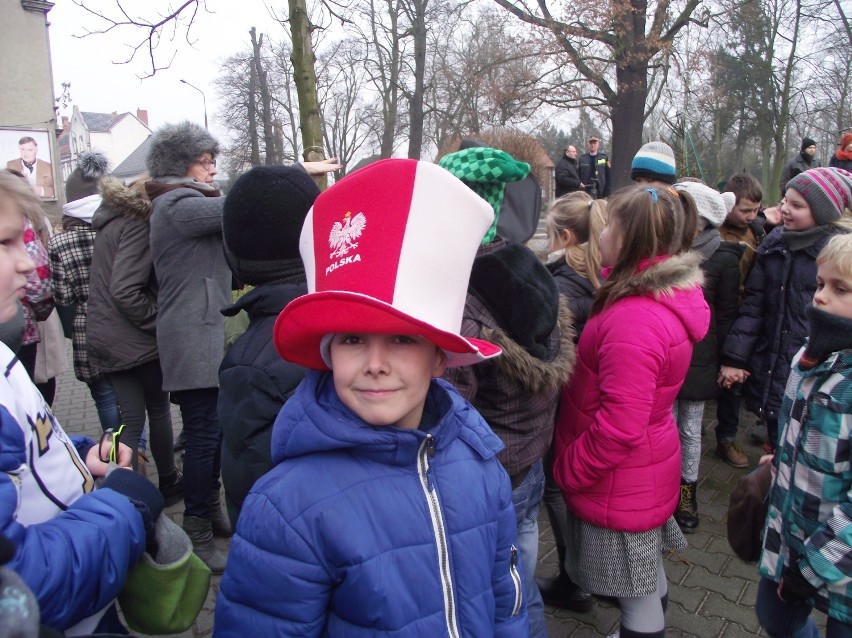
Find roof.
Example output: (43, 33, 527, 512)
(81, 111, 119, 132)
(111, 136, 152, 179)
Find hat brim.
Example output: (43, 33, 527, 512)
(274, 291, 502, 371)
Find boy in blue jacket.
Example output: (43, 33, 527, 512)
(0, 171, 164, 635)
(215, 159, 528, 637)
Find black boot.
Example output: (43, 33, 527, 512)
(183, 515, 227, 574)
(210, 488, 233, 538)
(158, 469, 184, 507)
(536, 572, 593, 612)
(675, 480, 699, 532)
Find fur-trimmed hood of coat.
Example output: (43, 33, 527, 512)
(146, 120, 219, 179)
(602, 251, 705, 311)
(483, 298, 576, 396)
(92, 177, 152, 230)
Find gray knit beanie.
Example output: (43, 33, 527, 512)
(146, 121, 219, 179)
(65, 151, 109, 202)
(786, 167, 852, 225)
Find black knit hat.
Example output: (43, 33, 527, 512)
(65, 151, 109, 202)
(801, 137, 817, 152)
(223, 165, 320, 285)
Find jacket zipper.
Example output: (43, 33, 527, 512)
(417, 434, 460, 638)
(509, 545, 523, 617)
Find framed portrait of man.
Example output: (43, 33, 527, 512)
(1, 128, 55, 199)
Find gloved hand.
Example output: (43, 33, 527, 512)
(102, 468, 165, 555)
(779, 564, 819, 603)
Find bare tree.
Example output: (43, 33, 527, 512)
(492, 0, 707, 189)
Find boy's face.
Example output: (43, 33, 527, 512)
(0, 201, 34, 322)
(725, 198, 761, 228)
(329, 333, 446, 430)
(814, 261, 852, 320)
(780, 188, 817, 231)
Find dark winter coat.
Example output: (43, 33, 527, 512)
(554, 155, 581, 197)
(444, 240, 576, 477)
(779, 153, 820, 196)
(215, 373, 529, 637)
(678, 242, 743, 401)
(721, 226, 846, 420)
(578, 151, 611, 197)
(218, 283, 308, 528)
(87, 178, 159, 373)
(829, 156, 852, 172)
(148, 184, 229, 391)
(546, 258, 595, 341)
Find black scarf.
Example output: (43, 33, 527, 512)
(799, 305, 852, 369)
(21, 160, 34, 173)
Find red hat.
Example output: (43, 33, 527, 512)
(274, 158, 502, 370)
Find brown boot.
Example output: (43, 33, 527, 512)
(716, 440, 749, 468)
(675, 480, 698, 532)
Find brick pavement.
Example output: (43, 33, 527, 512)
(52, 354, 827, 637)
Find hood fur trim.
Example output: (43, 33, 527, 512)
(482, 299, 576, 395)
(146, 121, 219, 179)
(613, 252, 705, 306)
(98, 177, 152, 220)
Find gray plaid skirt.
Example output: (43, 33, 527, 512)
(564, 508, 686, 597)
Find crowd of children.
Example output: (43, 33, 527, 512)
(0, 124, 851, 637)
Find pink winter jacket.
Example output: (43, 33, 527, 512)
(554, 253, 710, 533)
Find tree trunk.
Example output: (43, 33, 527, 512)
(247, 48, 261, 167)
(406, 0, 427, 159)
(251, 27, 280, 165)
(610, 63, 647, 190)
(289, 0, 328, 188)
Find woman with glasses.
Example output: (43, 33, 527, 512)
(145, 121, 232, 573)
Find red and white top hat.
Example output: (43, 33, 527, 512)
(274, 158, 502, 370)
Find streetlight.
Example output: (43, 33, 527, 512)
(180, 79, 208, 130)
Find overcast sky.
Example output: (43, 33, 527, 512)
(48, 1, 282, 137)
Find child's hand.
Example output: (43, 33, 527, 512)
(758, 454, 774, 466)
(718, 366, 750, 388)
(86, 441, 133, 477)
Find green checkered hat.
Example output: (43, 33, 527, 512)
(438, 147, 530, 244)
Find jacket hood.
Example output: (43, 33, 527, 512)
(611, 252, 709, 343)
(482, 298, 576, 395)
(271, 372, 503, 466)
(92, 177, 152, 230)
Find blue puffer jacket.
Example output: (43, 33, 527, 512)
(215, 372, 528, 637)
(721, 226, 844, 420)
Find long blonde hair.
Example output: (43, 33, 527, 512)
(546, 191, 608, 288)
(1, 170, 49, 245)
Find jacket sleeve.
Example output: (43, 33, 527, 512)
(601, 156, 612, 197)
(0, 410, 146, 630)
(491, 466, 529, 637)
(164, 190, 224, 238)
(799, 485, 852, 591)
(554, 160, 580, 193)
(110, 221, 158, 333)
(215, 491, 332, 637)
(715, 254, 742, 356)
(47, 238, 73, 308)
(557, 313, 666, 491)
(721, 251, 768, 368)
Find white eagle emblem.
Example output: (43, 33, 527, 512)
(329, 211, 367, 259)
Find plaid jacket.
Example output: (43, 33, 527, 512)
(47, 222, 100, 383)
(759, 346, 852, 623)
(22, 220, 53, 346)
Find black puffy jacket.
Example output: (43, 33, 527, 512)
(721, 226, 845, 420)
(218, 284, 308, 527)
(546, 259, 595, 341)
(678, 242, 742, 401)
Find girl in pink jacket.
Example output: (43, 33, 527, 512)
(554, 185, 710, 638)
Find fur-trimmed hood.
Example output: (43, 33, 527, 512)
(146, 120, 219, 179)
(483, 298, 576, 395)
(604, 251, 708, 343)
(92, 177, 152, 230)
